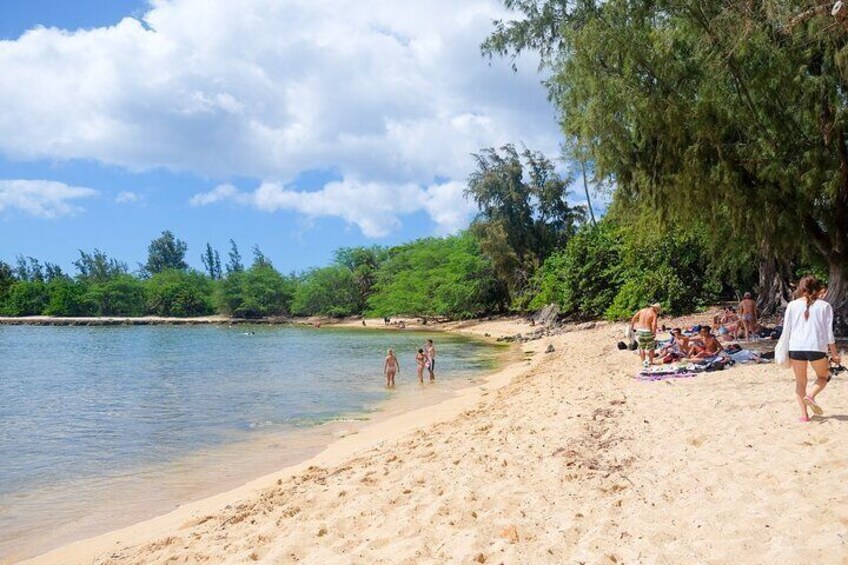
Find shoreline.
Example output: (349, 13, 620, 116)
(14, 318, 528, 564)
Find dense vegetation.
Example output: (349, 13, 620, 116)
(483, 0, 848, 329)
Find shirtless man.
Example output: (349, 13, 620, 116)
(425, 339, 436, 381)
(690, 326, 724, 358)
(738, 292, 758, 340)
(630, 303, 661, 368)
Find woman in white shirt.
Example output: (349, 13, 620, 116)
(782, 276, 841, 421)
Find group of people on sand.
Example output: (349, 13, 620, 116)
(383, 339, 436, 387)
(629, 276, 842, 423)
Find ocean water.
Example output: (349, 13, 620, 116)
(0, 324, 505, 560)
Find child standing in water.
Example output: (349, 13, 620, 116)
(384, 348, 399, 387)
(415, 348, 426, 383)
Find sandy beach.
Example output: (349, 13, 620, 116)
(20, 316, 848, 564)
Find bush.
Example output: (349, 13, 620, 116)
(45, 279, 95, 316)
(528, 223, 624, 319)
(2, 281, 49, 315)
(217, 266, 294, 318)
(145, 270, 214, 317)
(366, 232, 506, 318)
(291, 266, 362, 317)
(528, 220, 721, 320)
(85, 275, 147, 316)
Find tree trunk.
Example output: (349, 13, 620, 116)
(826, 259, 848, 337)
(756, 256, 792, 317)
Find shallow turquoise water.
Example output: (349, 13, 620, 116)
(0, 324, 502, 558)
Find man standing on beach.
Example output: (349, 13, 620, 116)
(738, 292, 758, 340)
(425, 339, 436, 381)
(630, 304, 660, 368)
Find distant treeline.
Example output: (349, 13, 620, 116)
(0, 145, 770, 320)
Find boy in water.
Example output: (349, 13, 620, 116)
(416, 348, 426, 383)
(384, 348, 399, 387)
(425, 339, 436, 381)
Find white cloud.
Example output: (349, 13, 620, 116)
(0, 179, 97, 218)
(115, 190, 142, 204)
(188, 183, 241, 207)
(191, 179, 478, 237)
(0, 0, 560, 234)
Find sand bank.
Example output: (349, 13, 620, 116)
(22, 317, 848, 564)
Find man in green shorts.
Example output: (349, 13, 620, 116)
(630, 303, 661, 368)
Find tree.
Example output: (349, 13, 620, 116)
(201, 243, 223, 280)
(366, 233, 506, 318)
(484, 0, 848, 330)
(333, 246, 388, 306)
(74, 249, 128, 281)
(217, 265, 295, 318)
(291, 266, 362, 317)
(226, 239, 244, 275)
(465, 144, 584, 301)
(15, 256, 44, 282)
(145, 270, 214, 317)
(144, 230, 188, 275)
(252, 245, 273, 269)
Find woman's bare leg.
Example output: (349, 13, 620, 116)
(791, 359, 809, 419)
(807, 357, 830, 401)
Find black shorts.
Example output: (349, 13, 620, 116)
(788, 351, 827, 362)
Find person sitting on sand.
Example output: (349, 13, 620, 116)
(715, 307, 740, 338)
(670, 328, 692, 356)
(738, 292, 758, 340)
(630, 303, 661, 368)
(415, 348, 426, 383)
(384, 348, 399, 387)
(689, 326, 724, 359)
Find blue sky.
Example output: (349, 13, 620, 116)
(0, 0, 565, 274)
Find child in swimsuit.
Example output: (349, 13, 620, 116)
(384, 348, 399, 387)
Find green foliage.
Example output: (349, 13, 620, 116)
(291, 266, 362, 317)
(2, 281, 49, 315)
(217, 265, 294, 318)
(144, 230, 188, 275)
(45, 279, 94, 316)
(528, 222, 624, 319)
(144, 270, 214, 317)
(529, 220, 721, 320)
(465, 144, 584, 299)
(366, 233, 506, 318)
(86, 275, 148, 316)
(74, 249, 128, 281)
(484, 0, 848, 322)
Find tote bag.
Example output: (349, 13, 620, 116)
(775, 330, 790, 368)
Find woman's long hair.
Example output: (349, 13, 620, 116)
(797, 276, 824, 321)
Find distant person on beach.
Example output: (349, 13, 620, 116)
(425, 339, 436, 381)
(384, 348, 399, 387)
(779, 276, 840, 422)
(416, 348, 426, 383)
(689, 326, 724, 358)
(630, 304, 660, 368)
(739, 292, 758, 340)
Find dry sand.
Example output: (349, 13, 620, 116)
(21, 317, 848, 564)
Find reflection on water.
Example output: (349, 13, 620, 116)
(0, 325, 504, 560)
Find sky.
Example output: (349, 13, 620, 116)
(0, 0, 567, 274)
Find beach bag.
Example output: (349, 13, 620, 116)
(775, 332, 790, 368)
